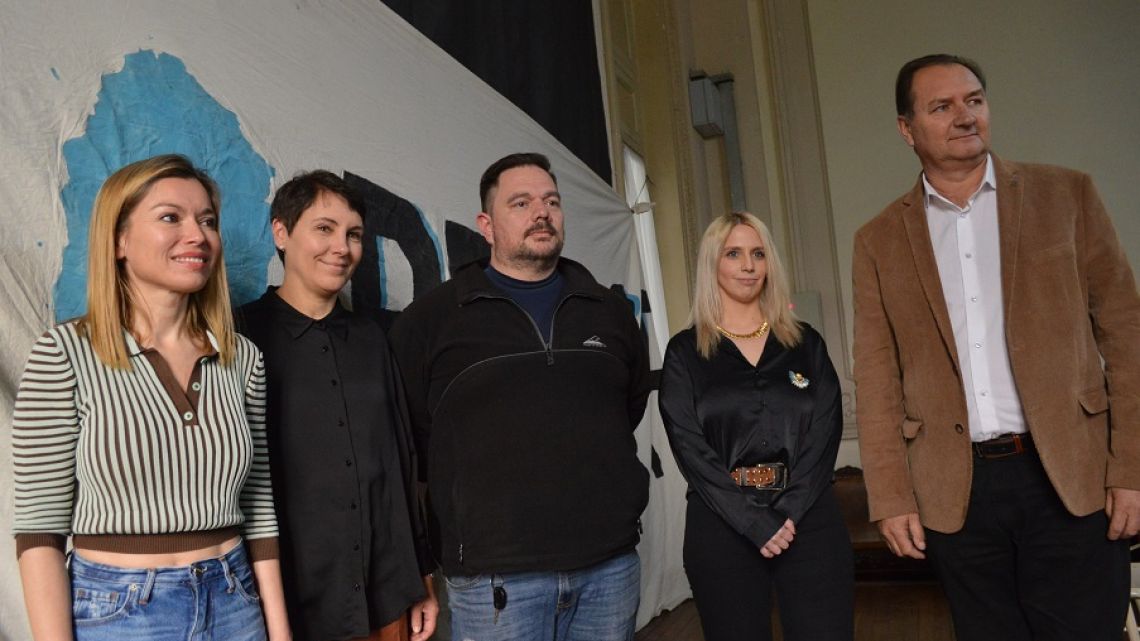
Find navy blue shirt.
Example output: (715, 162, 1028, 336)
(484, 265, 565, 342)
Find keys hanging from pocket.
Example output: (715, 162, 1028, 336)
(492, 582, 507, 624)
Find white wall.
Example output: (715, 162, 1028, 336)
(806, 0, 1140, 385)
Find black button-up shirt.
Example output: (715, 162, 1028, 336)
(238, 290, 431, 641)
(659, 325, 844, 548)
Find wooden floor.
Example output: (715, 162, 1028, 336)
(635, 581, 955, 641)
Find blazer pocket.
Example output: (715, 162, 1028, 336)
(1078, 385, 1108, 415)
(901, 418, 924, 440)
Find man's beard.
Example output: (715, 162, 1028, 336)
(514, 222, 563, 270)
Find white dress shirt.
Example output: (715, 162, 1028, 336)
(923, 155, 1027, 442)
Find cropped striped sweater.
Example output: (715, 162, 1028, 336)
(11, 322, 277, 560)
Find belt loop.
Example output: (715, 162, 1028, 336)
(139, 568, 156, 605)
(219, 552, 236, 594)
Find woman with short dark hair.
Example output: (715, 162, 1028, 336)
(238, 170, 437, 641)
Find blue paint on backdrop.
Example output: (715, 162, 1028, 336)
(56, 50, 274, 320)
(375, 236, 389, 309)
(413, 204, 446, 279)
(625, 293, 641, 320)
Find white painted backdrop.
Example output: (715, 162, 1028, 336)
(0, 1, 688, 637)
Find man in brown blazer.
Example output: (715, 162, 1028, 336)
(853, 54, 1139, 641)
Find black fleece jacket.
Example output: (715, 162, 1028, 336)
(389, 258, 651, 576)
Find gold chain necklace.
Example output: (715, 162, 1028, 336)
(716, 321, 769, 339)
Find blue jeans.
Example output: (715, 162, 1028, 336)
(445, 551, 640, 641)
(69, 540, 266, 641)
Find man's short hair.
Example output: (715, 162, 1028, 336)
(478, 152, 557, 213)
(896, 54, 987, 118)
(271, 170, 367, 233)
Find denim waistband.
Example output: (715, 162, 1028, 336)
(70, 538, 249, 585)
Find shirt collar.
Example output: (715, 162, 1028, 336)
(263, 288, 350, 340)
(455, 256, 605, 305)
(124, 328, 221, 359)
(922, 153, 996, 211)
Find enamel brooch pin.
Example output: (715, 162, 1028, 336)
(788, 371, 810, 389)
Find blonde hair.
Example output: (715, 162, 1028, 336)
(690, 212, 801, 358)
(77, 154, 236, 367)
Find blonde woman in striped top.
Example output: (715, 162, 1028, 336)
(12, 155, 289, 640)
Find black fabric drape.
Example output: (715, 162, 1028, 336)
(382, 0, 612, 183)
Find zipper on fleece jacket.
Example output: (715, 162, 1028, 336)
(470, 292, 578, 365)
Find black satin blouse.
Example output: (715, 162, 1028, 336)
(659, 323, 843, 547)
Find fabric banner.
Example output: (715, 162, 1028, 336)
(0, 1, 686, 637)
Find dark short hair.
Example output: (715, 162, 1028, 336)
(271, 170, 367, 232)
(896, 54, 987, 117)
(478, 152, 557, 213)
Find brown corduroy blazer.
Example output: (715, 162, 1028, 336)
(852, 156, 1140, 533)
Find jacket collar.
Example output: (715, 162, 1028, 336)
(993, 156, 1024, 321)
(451, 257, 606, 305)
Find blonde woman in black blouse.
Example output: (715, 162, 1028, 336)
(659, 212, 853, 641)
(12, 155, 288, 640)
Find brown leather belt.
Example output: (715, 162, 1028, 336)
(729, 463, 787, 489)
(973, 432, 1034, 459)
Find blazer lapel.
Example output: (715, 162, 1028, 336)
(993, 156, 1023, 318)
(901, 178, 961, 373)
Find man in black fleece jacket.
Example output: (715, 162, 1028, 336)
(389, 152, 650, 640)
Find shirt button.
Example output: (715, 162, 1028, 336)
(350, 502, 357, 510)
(353, 583, 361, 592)
(955, 424, 965, 434)
(970, 296, 978, 302)
(191, 382, 201, 391)
(183, 411, 194, 421)
(331, 379, 338, 387)
(345, 459, 353, 467)
(964, 252, 973, 259)
(321, 346, 329, 353)
(980, 391, 988, 397)
(200, 357, 208, 364)
(353, 543, 360, 551)
(974, 342, 982, 349)
(338, 418, 346, 427)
